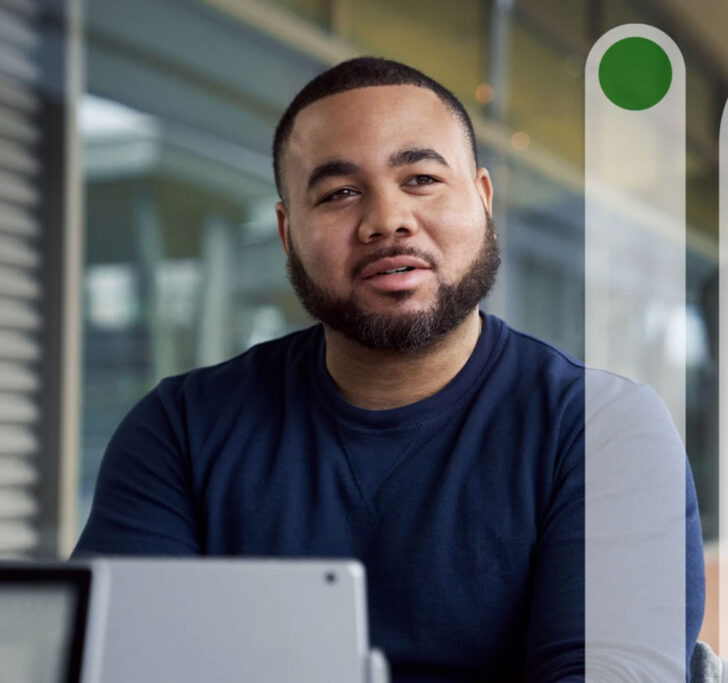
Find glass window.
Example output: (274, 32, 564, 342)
(600, 0, 651, 28)
(79, 93, 301, 522)
(343, 0, 486, 111)
(77, 0, 323, 527)
(267, 0, 331, 29)
(507, 20, 584, 168)
(687, 64, 717, 153)
(516, 0, 589, 52)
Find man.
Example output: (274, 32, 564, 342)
(74, 58, 704, 681)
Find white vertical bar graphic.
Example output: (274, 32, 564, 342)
(585, 24, 686, 680)
(719, 100, 728, 657)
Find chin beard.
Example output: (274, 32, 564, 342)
(286, 213, 500, 353)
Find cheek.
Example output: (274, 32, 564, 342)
(421, 194, 484, 243)
(419, 197, 485, 276)
(300, 229, 351, 281)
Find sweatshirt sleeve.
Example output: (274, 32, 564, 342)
(525, 374, 705, 682)
(72, 378, 200, 557)
(524, 415, 585, 682)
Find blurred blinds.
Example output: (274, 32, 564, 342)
(0, 0, 43, 555)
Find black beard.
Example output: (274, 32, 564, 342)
(286, 213, 501, 354)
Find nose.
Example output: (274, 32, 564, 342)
(357, 188, 418, 243)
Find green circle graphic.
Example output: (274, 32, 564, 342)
(598, 37, 672, 110)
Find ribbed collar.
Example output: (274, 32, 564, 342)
(314, 311, 507, 431)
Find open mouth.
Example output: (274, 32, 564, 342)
(374, 266, 417, 276)
(360, 266, 430, 292)
(360, 257, 431, 281)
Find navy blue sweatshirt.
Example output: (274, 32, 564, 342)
(74, 312, 705, 681)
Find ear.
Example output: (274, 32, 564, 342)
(276, 201, 290, 256)
(475, 167, 494, 218)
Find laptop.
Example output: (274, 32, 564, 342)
(0, 558, 388, 683)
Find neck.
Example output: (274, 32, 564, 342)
(323, 309, 483, 411)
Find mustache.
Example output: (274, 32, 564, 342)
(351, 213, 497, 280)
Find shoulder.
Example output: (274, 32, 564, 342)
(492, 318, 676, 442)
(151, 323, 321, 428)
(492, 318, 676, 437)
(486, 316, 585, 412)
(584, 368, 684, 473)
(497, 318, 585, 375)
(163, 323, 318, 391)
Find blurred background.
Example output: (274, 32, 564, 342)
(0, 0, 724, 649)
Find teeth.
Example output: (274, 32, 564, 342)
(380, 267, 411, 274)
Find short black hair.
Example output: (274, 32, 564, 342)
(272, 56, 478, 201)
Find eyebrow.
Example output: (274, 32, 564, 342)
(307, 160, 359, 192)
(306, 147, 450, 192)
(388, 147, 449, 168)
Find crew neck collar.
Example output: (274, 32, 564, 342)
(314, 311, 506, 431)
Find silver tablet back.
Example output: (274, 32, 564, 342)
(92, 558, 383, 683)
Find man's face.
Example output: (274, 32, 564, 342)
(276, 84, 500, 353)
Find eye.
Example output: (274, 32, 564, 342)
(320, 187, 359, 204)
(405, 175, 439, 187)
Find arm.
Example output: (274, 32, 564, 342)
(525, 419, 585, 682)
(72, 378, 200, 557)
(526, 372, 705, 682)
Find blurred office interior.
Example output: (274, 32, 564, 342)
(0, 0, 725, 649)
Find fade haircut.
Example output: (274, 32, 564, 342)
(272, 56, 479, 201)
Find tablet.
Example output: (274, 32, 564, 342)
(95, 557, 381, 683)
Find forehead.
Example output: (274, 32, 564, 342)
(284, 85, 470, 188)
